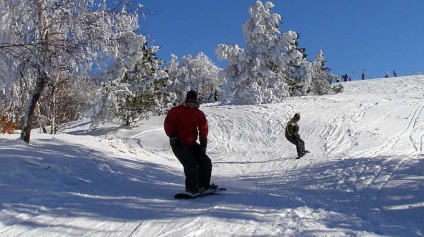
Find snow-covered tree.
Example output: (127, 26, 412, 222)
(282, 32, 312, 96)
(216, 1, 334, 104)
(165, 52, 223, 104)
(40, 74, 96, 134)
(308, 50, 331, 95)
(0, 0, 143, 142)
(216, 1, 311, 104)
(92, 42, 173, 126)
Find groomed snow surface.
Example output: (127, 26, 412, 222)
(1, 76, 424, 236)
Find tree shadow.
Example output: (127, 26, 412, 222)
(0, 138, 185, 233)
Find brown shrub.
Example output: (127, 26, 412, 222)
(0, 115, 21, 134)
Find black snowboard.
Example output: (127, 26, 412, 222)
(174, 187, 226, 199)
(296, 150, 311, 159)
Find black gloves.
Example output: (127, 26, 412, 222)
(170, 137, 207, 155)
(200, 140, 207, 154)
(170, 137, 181, 147)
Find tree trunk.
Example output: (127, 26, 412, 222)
(20, 75, 46, 143)
(36, 102, 47, 134)
(51, 81, 57, 134)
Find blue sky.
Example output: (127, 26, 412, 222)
(140, 0, 424, 79)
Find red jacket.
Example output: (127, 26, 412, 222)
(164, 104, 208, 145)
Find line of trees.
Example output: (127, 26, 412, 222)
(0, 0, 341, 143)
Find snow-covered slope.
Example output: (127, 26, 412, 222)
(1, 76, 424, 236)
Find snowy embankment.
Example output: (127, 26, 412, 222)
(1, 76, 424, 236)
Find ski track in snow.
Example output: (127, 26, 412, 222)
(1, 76, 424, 236)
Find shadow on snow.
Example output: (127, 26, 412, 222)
(1, 138, 423, 235)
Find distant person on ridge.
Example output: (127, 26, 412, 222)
(342, 73, 348, 82)
(393, 70, 397, 77)
(385, 71, 389, 78)
(362, 69, 365, 80)
(164, 90, 217, 194)
(285, 113, 309, 159)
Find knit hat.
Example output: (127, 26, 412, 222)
(185, 90, 198, 102)
(294, 113, 300, 119)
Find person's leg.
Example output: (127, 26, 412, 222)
(287, 136, 301, 156)
(197, 154, 212, 189)
(297, 137, 305, 154)
(189, 144, 212, 189)
(172, 145, 199, 191)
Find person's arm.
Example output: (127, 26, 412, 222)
(292, 124, 299, 137)
(164, 109, 181, 146)
(198, 111, 208, 153)
(164, 110, 175, 137)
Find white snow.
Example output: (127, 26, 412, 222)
(1, 76, 424, 236)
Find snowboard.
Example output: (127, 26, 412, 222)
(174, 187, 226, 199)
(296, 150, 311, 159)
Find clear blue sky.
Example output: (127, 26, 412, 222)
(140, 0, 424, 79)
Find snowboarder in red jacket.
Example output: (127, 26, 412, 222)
(164, 90, 214, 194)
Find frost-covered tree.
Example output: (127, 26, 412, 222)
(282, 32, 312, 96)
(40, 74, 96, 134)
(308, 50, 332, 95)
(0, 0, 143, 143)
(216, 1, 338, 104)
(92, 42, 173, 126)
(165, 52, 223, 104)
(307, 50, 343, 95)
(0, 66, 32, 126)
(216, 1, 311, 104)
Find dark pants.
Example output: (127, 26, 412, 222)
(286, 135, 305, 156)
(171, 143, 212, 191)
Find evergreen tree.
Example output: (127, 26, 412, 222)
(216, 1, 310, 104)
(92, 43, 172, 126)
(283, 32, 312, 96)
(309, 50, 343, 95)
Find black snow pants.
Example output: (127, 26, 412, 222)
(171, 143, 212, 191)
(286, 135, 305, 156)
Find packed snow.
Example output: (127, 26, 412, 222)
(1, 76, 424, 236)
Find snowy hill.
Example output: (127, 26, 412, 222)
(1, 76, 424, 236)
